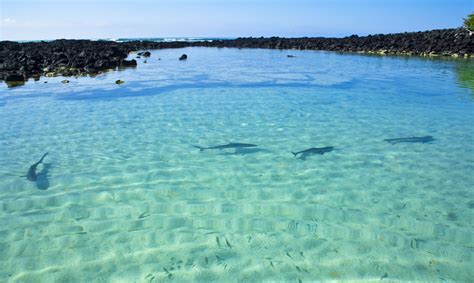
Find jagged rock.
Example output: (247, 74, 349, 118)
(0, 28, 472, 87)
(5, 74, 25, 82)
(121, 59, 137, 67)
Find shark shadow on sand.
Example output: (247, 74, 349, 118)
(217, 147, 270, 156)
(34, 163, 51, 190)
(291, 146, 334, 160)
(384, 136, 434, 145)
(194, 142, 258, 152)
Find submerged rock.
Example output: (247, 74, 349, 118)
(179, 54, 188, 60)
(61, 79, 70, 84)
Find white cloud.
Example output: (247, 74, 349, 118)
(2, 18, 17, 25)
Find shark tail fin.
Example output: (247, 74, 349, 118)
(384, 139, 396, 145)
(40, 152, 48, 162)
(35, 152, 48, 165)
(193, 146, 205, 152)
(291, 152, 298, 157)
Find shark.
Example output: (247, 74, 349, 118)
(26, 152, 48, 181)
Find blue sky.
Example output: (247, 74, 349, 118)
(1, 0, 472, 40)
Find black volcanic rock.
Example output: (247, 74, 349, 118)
(121, 59, 137, 67)
(0, 28, 472, 87)
(5, 73, 25, 82)
(179, 54, 188, 60)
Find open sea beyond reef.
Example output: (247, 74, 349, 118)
(0, 47, 473, 282)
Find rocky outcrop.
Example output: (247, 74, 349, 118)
(0, 39, 194, 85)
(137, 51, 151, 57)
(0, 28, 472, 86)
(4, 74, 25, 82)
(203, 28, 473, 57)
(121, 59, 137, 67)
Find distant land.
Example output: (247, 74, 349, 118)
(1, 28, 473, 87)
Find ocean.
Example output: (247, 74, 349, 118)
(0, 47, 473, 281)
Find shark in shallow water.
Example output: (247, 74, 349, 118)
(291, 146, 334, 160)
(384, 136, 434, 145)
(26, 152, 48, 181)
(194, 142, 257, 151)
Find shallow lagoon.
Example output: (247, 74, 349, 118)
(0, 47, 473, 281)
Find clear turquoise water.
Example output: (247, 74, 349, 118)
(0, 48, 473, 282)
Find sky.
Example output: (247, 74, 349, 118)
(0, 0, 472, 40)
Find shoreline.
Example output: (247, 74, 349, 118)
(1, 28, 472, 87)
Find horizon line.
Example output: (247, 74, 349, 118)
(1, 26, 466, 43)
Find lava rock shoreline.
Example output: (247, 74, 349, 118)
(1, 28, 472, 86)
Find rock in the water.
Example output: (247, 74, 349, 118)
(287, 55, 296, 58)
(122, 59, 137, 67)
(61, 79, 70, 84)
(5, 74, 25, 82)
(142, 51, 151, 57)
(179, 54, 188, 60)
(4, 74, 25, 87)
(115, 79, 125, 84)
